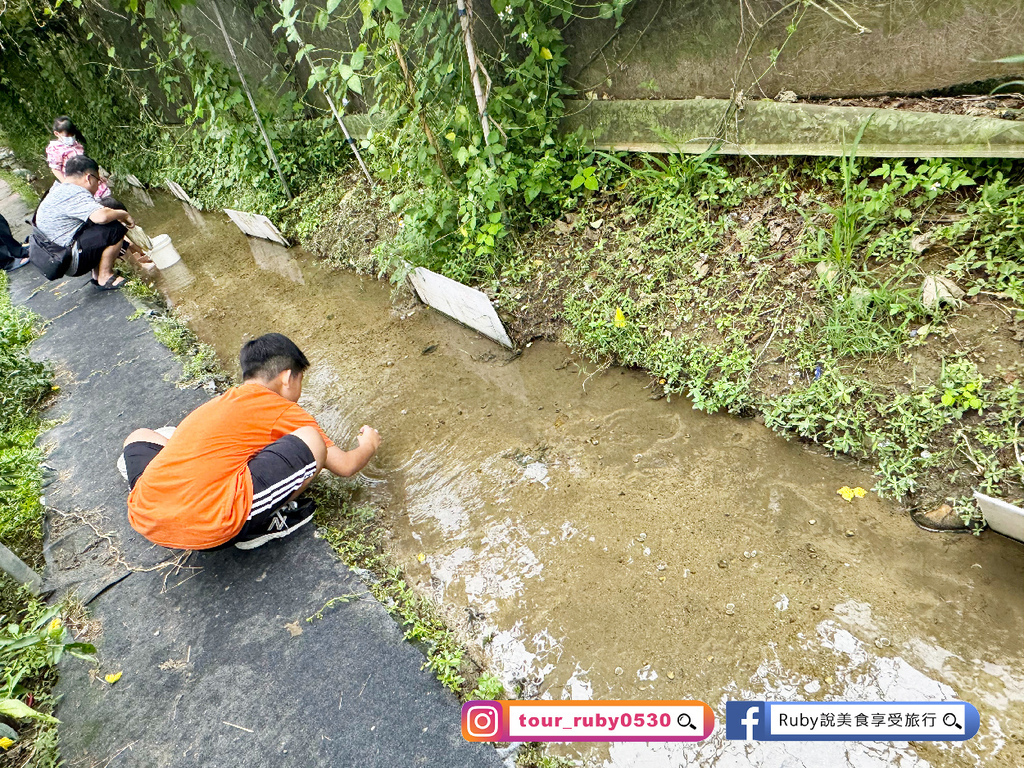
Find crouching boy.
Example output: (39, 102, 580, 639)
(123, 333, 381, 550)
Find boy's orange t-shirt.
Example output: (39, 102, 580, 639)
(127, 382, 334, 550)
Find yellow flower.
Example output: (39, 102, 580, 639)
(105, 671, 122, 684)
(49, 618, 62, 632)
(837, 486, 855, 502)
(0, 737, 14, 750)
(416, 553, 425, 563)
(853, 487, 867, 498)
(613, 307, 627, 328)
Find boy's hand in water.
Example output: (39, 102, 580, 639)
(358, 425, 381, 453)
(325, 426, 381, 477)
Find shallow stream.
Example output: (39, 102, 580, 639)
(136, 194, 1023, 767)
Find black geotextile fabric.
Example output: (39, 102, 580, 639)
(7, 265, 499, 767)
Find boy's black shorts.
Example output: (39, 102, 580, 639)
(123, 434, 317, 547)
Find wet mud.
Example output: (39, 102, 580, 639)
(138, 197, 1024, 767)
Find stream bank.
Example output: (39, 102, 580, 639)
(137, 193, 1024, 768)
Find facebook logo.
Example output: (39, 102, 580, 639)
(725, 701, 767, 740)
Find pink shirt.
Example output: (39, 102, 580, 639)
(45, 139, 110, 200)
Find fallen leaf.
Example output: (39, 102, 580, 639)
(613, 307, 627, 328)
(589, 218, 604, 230)
(105, 672, 122, 685)
(540, 47, 553, 60)
(284, 621, 303, 638)
(0, 737, 14, 750)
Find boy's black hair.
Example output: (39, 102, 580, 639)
(52, 116, 85, 145)
(63, 154, 99, 178)
(240, 333, 310, 381)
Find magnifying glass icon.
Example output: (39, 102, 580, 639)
(943, 713, 963, 730)
(677, 713, 697, 731)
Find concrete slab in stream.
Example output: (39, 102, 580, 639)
(6, 264, 499, 768)
(409, 267, 513, 348)
(225, 208, 290, 246)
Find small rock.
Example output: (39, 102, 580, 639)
(718, 559, 728, 569)
(637, 532, 647, 542)
(775, 90, 798, 103)
(921, 275, 965, 311)
(875, 637, 891, 648)
(632, 453, 642, 463)
(845, 530, 855, 538)
(811, 603, 820, 611)
(725, 603, 735, 615)
(614, 667, 624, 676)
(667, 671, 675, 680)
(815, 261, 839, 285)
(913, 503, 967, 531)
(910, 233, 932, 253)
(809, 519, 816, 525)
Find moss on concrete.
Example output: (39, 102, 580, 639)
(562, 98, 1024, 157)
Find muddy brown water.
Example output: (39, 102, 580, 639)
(135, 195, 1023, 767)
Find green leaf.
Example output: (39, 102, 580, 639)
(106, 45, 116, 58)
(0, 699, 58, 723)
(350, 46, 366, 71)
(992, 54, 1024, 64)
(326, 0, 343, 13)
(584, 175, 599, 191)
(347, 75, 362, 95)
(384, 21, 401, 40)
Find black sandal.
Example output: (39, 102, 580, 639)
(94, 275, 126, 291)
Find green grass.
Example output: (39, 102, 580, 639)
(0, 273, 52, 564)
(0, 273, 68, 766)
(0, 168, 39, 207)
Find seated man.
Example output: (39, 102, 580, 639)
(123, 333, 381, 551)
(34, 154, 134, 290)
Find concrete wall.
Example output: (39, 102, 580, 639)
(562, 0, 1024, 99)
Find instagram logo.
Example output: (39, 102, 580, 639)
(462, 701, 503, 741)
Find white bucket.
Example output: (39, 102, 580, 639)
(148, 234, 181, 269)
